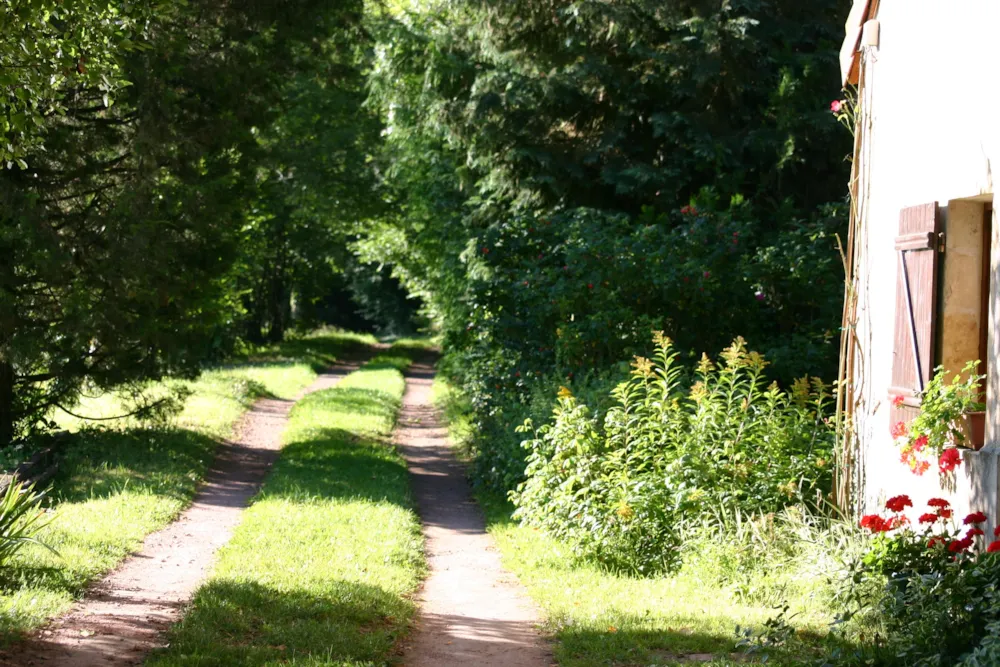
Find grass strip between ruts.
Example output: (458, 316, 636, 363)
(147, 352, 425, 666)
(0, 330, 374, 642)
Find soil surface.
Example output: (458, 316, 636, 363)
(6, 356, 368, 667)
(397, 360, 552, 667)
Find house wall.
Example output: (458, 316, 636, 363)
(852, 0, 1000, 523)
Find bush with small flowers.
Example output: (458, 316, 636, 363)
(511, 333, 834, 575)
(826, 495, 1000, 665)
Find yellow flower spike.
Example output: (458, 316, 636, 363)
(557, 386, 574, 399)
(631, 356, 653, 377)
(696, 353, 714, 374)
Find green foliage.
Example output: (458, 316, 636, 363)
(0, 0, 154, 166)
(511, 335, 834, 574)
(364, 0, 851, 497)
(0, 479, 53, 569)
(1, 0, 375, 446)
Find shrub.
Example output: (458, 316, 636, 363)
(0, 479, 54, 569)
(510, 334, 834, 574)
(820, 496, 1000, 666)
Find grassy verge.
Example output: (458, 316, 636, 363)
(147, 350, 424, 666)
(431, 375, 841, 667)
(0, 329, 374, 641)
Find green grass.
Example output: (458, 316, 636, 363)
(0, 329, 374, 642)
(147, 352, 425, 666)
(431, 376, 835, 667)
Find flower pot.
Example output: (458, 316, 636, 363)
(953, 412, 987, 451)
(966, 411, 987, 451)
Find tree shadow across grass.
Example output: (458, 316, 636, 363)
(260, 428, 411, 508)
(247, 335, 373, 373)
(553, 622, 754, 666)
(0, 426, 220, 639)
(49, 426, 218, 505)
(129, 577, 415, 666)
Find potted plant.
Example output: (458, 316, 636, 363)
(892, 361, 986, 476)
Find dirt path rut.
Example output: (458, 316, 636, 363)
(397, 360, 551, 667)
(8, 357, 367, 667)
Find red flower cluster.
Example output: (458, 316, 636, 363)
(891, 394, 905, 408)
(860, 496, 914, 533)
(886, 495, 913, 513)
(860, 495, 1000, 557)
(830, 99, 845, 113)
(965, 511, 987, 525)
(680, 206, 698, 215)
(939, 447, 962, 473)
(891, 421, 909, 438)
(860, 514, 892, 533)
(950, 537, 974, 552)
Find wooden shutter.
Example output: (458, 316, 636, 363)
(889, 203, 941, 427)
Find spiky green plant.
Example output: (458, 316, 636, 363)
(0, 479, 56, 568)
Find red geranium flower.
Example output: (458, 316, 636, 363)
(938, 509, 953, 519)
(830, 99, 844, 113)
(968, 528, 985, 538)
(891, 421, 908, 438)
(928, 537, 944, 548)
(928, 498, 951, 508)
(885, 495, 913, 513)
(964, 511, 988, 525)
(912, 434, 929, 451)
(994, 525, 1000, 537)
(859, 514, 889, 533)
(891, 394, 905, 408)
(988, 541, 1000, 553)
(949, 537, 973, 552)
(939, 447, 962, 473)
(919, 513, 939, 524)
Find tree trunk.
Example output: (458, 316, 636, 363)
(0, 360, 15, 449)
(266, 276, 289, 343)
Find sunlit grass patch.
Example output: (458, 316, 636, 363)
(147, 352, 424, 666)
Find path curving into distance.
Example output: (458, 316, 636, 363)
(7, 355, 369, 667)
(397, 359, 552, 667)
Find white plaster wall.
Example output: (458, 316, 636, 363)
(853, 0, 1000, 522)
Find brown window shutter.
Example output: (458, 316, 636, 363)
(889, 202, 941, 427)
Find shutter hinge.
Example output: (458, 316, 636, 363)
(938, 232, 946, 253)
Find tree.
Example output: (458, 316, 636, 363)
(0, 0, 370, 445)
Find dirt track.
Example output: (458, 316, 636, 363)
(397, 360, 552, 667)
